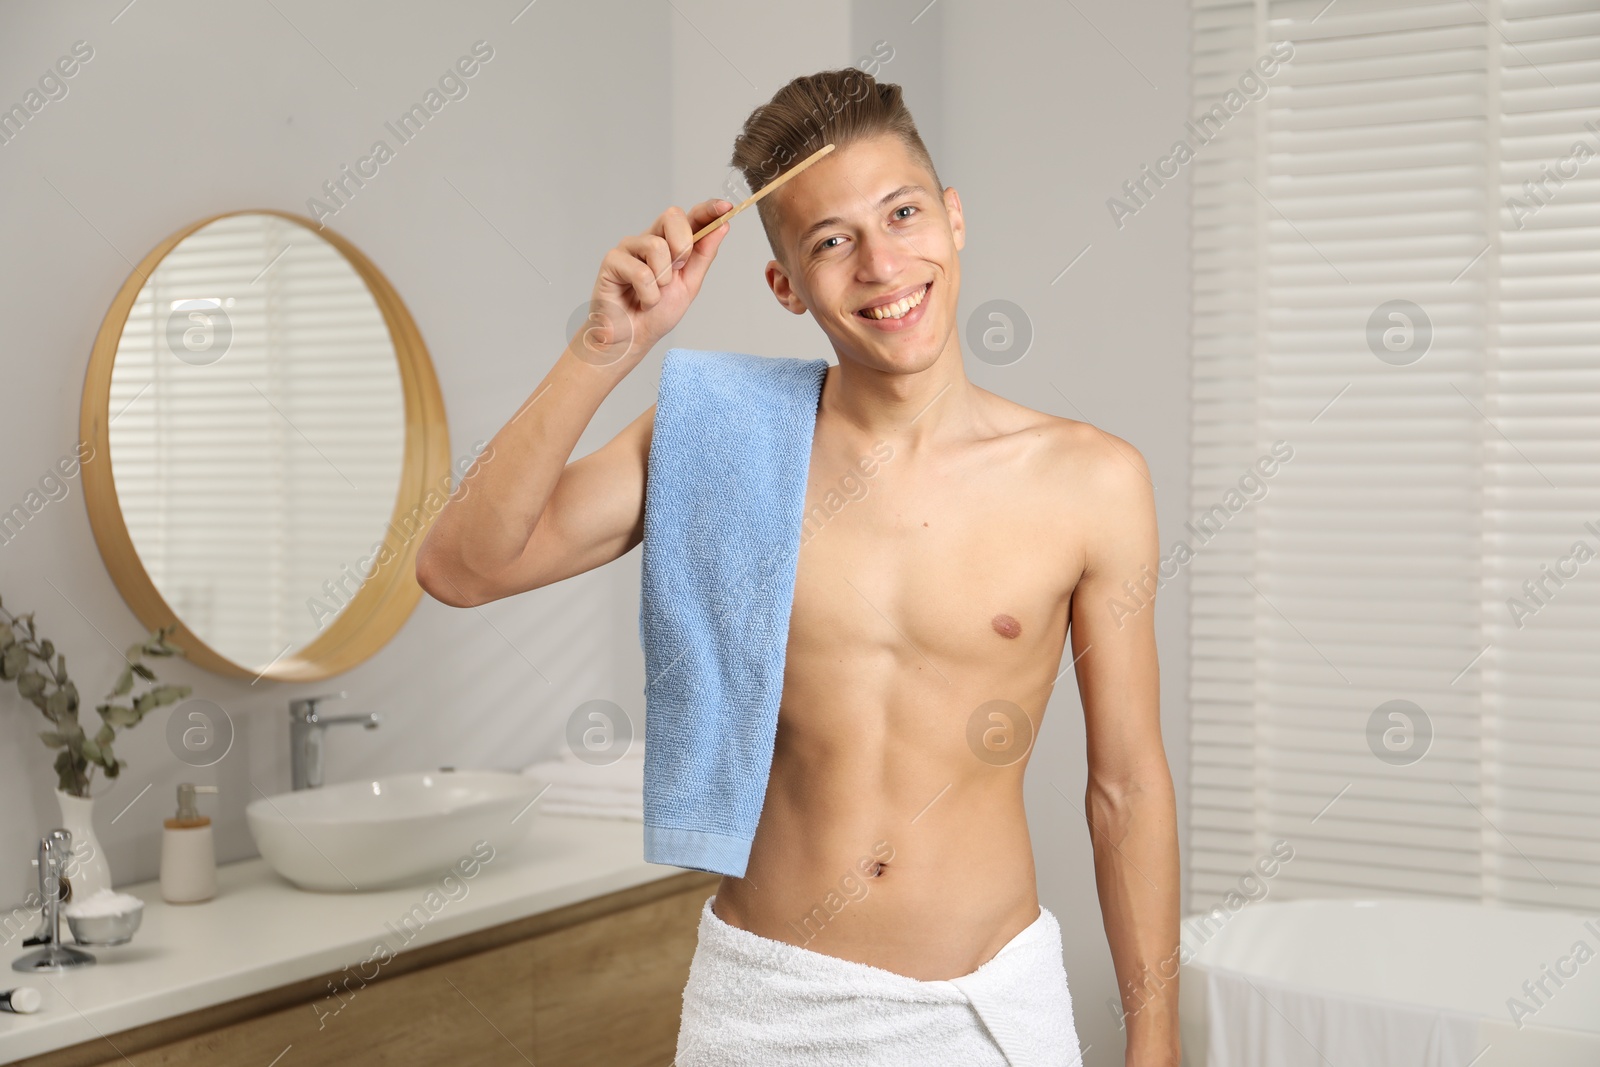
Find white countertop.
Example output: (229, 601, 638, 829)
(0, 812, 689, 1063)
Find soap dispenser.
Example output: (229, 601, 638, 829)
(161, 783, 218, 904)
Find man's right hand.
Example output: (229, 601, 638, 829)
(416, 197, 734, 607)
(575, 197, 735, 369)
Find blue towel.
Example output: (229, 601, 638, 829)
(638, 347, 829, 877)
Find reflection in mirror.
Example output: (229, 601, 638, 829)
(106, 213, 406, 673)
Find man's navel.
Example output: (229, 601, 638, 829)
(991, 613, 1022, 639)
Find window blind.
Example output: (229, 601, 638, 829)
(1187, 0, 1600, 913)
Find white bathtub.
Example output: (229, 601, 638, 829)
(1178, 898, 1600, 1067)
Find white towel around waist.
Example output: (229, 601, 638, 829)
(675, 895, 1083, 1067)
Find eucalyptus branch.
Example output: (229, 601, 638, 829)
(0, 593, 193, 797)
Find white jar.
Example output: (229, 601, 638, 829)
(160, 783, 218, 904)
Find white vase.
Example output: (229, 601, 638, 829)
(54, 788, 112, 900)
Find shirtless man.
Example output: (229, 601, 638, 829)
(416, 71, 1179, 1067)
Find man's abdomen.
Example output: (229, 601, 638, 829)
(711, 736, 1041, 982)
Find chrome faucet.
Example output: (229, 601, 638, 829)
(289, 692, 381, 790)
(14, 829, 95, 972)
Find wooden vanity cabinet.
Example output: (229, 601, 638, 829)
(14, 871, 718, 1067)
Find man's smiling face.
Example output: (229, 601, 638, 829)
(764, 135, 965, 374)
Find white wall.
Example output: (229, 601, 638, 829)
(0, 3, 1189, 1062)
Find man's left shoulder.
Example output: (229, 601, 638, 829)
(1002, 403, 1150, 492)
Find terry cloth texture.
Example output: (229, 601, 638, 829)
(675, 895, 1084, 1066)
(638, 347, 830, 877)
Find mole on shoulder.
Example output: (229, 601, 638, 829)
(991, 613, 1022, 639)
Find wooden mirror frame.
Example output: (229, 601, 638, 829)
(79, 209, 451, 682)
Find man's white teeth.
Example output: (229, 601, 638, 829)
(864, 283, 927, 320)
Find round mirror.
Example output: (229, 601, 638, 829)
(80, 210, 450, 681)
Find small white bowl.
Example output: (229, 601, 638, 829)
(65, 900, 143, 946)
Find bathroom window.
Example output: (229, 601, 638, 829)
(1186, 0, 1600, 913)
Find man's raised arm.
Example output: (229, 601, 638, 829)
(414, 198, 733, 607)
(1068, 439, 1180, 1067)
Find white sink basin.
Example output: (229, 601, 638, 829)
(245, 770, 544, 891)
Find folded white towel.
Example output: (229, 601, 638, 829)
(522, 749, 644, 822)
(540, 784, 638, 805)
(540, 796, 643, 821)
(523, 750, 642, 785)
(676, 895, 1083, 1066)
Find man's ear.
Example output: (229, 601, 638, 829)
(944, 186, 965, 253)
(766, 259, 809, 315)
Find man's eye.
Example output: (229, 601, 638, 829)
(894, 205, 917, 220)
(819, 235, 844, 251)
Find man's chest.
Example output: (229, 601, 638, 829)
(785, 440, 1082, 673)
